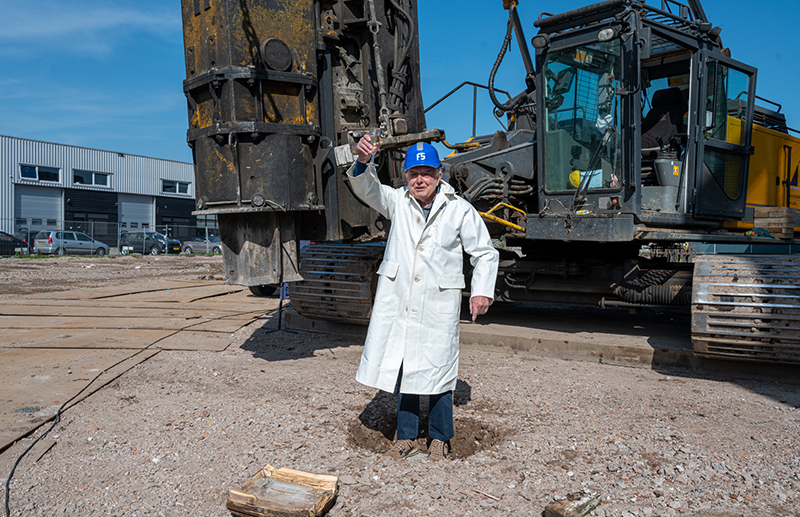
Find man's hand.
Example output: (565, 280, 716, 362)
(356, 135, 379, 164)
(469, 296, 490, 322)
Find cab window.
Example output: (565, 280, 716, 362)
(542, 39, 623, 192)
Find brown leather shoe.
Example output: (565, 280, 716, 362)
(427, 439, 450, 462)
(386, 439, 419, 459)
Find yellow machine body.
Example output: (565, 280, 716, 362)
(723, 122, 800, 231)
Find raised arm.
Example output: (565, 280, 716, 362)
(345, 135, 399, 219)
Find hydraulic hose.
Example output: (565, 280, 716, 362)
(388, 0, 414, 113)
(488, 6, 525, 113)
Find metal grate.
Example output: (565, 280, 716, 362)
(574, 69, 600, 124)
(288, 243, 385, 325)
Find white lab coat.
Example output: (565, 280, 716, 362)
(346, 162, 499, 395)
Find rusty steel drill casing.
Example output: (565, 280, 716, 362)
(182, 0, 320, 214)
(181, 0, 425, 287)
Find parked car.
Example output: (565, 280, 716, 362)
(13, 228, 36, 254)
(119, 231, 182, 255)
(0, 231, 27, 257)
(32, 231, 110, 256)
(181, 236, 222, 254)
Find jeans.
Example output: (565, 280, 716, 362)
(396, 391, 454, 442)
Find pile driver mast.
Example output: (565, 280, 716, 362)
(180, 0, 429, 289)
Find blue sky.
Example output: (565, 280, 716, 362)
(0, 0, 797, 163)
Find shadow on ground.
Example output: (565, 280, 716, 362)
(238, 304, 359, 361)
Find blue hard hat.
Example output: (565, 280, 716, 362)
(403, 142, 441, 171)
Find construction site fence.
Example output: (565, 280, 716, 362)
(2, 218, 220, 255)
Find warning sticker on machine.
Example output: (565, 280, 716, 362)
(790, 188, 800, 210)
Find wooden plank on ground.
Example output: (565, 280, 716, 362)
(0, 315, 212, 330)
(155, 331, 234, 351)
(0, 305, 237, 319)
(0, 348, 159, 451)
(0, 298, 270, 316)
(184, 316, 257, 333)
(0, 328, 173, 349)
(109, 284, 245, 304)
(34, 280, 214, 300)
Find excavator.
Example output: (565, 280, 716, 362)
(180, 0, 800, 363)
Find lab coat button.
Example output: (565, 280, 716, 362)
(416, 217, 421, 223)
(418, 246, 424, 251)
(414, 277, 420, 282)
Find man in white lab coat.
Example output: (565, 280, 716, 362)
(346, 135, 499, 461)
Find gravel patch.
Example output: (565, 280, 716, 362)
(0, 255, 224, 297)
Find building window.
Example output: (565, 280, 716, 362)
(73, 169, 110, 187)
(162, 179, 190, 194)
(20, 165, 60, 183)
(73, 170, 91, 184)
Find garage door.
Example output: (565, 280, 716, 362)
(118, 194, 153, 230)
(14, 185, 62, 235)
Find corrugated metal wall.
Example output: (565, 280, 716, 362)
(0, 137, 18, 231)
(0, 134, 195, 233)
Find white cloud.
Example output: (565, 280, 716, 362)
(0, 1, 179, 57)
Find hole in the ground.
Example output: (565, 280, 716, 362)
(346, 389, 506, 459)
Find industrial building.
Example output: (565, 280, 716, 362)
(0, 135, 214, 247)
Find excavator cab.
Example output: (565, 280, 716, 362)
(530, 0, 757, 236)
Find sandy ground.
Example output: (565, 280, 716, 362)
(1, 256, 799, 517)
(0, 255, 225, 297)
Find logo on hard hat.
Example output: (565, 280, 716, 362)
(403, 141, 441, 171)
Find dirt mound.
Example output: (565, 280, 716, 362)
(450, 417, 506, 458)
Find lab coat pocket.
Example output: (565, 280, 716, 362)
(436, 273, 465, 314)
(420, 319, 460, 368)
(375, 260, 400, 303)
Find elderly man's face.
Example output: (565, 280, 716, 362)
(405, 165, 442, 205)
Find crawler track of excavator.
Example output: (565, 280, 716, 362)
(290, 245, 800, 365)
(289, 243, 384, 325)
(691, 254, 800, 363)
